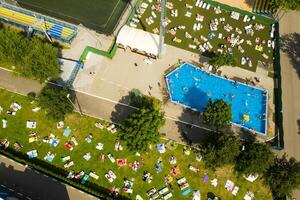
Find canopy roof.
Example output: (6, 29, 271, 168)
(116, 25, 160, 56)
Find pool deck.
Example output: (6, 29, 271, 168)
(73, 44, 275, 140)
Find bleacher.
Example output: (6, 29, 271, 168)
(252, 0, 273, 15)
(0, 3, 78, 44)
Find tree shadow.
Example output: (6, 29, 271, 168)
(280, 33, 300, 78)
(0, 158, 69, 200)
(110, 91, 138, 123)
(173, 85, 214, 146)
(244, 0, 256, 8)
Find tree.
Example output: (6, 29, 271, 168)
(270, 0, 300, 11)
(203, 99, 232, 127)
(118, 108, 165, 152)
(202, 132, 241, 170)
(235, 141, 274, 176)
(38, 85, 74, 121)
(0, 26, 60, 82)
(265, 154, 300, 198)
(208, 53, 236, 68)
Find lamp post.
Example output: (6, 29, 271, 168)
(66, 93, 82, 116)
(158, 0, 166, 58)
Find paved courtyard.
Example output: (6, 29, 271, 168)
(73, 44, 275, 140)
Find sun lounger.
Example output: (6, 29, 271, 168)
(71, 136, 78, 146)
(96, 143, 104, 150)
(89, 172, 99, 180)
(232, 186, 239, 195)
(159, 187, 169, 195)
(163, 193, 173, 199)
(63, 127, 71, 137)
(225, 179, 234, 191)
(147, 188, 157, 197)
(65, 142, 73, 151)
(206, 4, 210, 10)
(26, 121, 36, 129)
(32, 107, 40, 112)
(61, 156, 70, 162)
(182, 188, 191, 196)
(150, 193, 159, 200)
(184, 11, 192, 17)
(64, 161, 74, 168)
(108, 153, 116, 163)
(27, 150, 38, 159)
(211, 178, 218, 187)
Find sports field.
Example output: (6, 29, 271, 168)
(17, 0, 129, 34)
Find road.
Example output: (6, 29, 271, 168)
(0, 155, 97, 200)
(278, 10, 300, 199)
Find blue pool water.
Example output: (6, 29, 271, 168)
(166, 63, 268, 135)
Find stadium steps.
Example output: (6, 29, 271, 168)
(66, 61, 83, 87)
(253, 0, 273, 15)
(0, 3, 78, 43)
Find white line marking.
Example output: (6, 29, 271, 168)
(17, 192, 23, 196)
(1, 184, 6, 188)
(8, 188, 14, 192)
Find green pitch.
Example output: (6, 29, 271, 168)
(17, 0, 128, 34)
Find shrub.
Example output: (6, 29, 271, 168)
(38, 84, 74, 120)
(203, 99, 232, 127)
(0, 25, 60, 82)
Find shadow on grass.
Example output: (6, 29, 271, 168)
(280, 33, 300, 78)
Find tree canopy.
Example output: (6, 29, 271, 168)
(118, 108, 165, 152)
(235, 141, 274, 176)
(270, 0, 300, 11)
(203, 99, 232, 127)
(38, 85, 74, 121)
(0, 25, 60, 82)
(202, 132, 241, 170)
(265, 154, 300, 198)
(208, 53, 236, 68)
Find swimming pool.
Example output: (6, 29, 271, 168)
(166, 63, 268, 135)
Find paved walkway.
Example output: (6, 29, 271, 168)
(277, 10, 300, 200)
(0, 155, 97, 200)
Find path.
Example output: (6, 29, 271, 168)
(278, 10, 300, 199)
(0, 155, 97, 200)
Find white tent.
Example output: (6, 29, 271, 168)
(116, 25, 159, 57)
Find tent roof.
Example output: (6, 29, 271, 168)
(116, 25, 160, 56)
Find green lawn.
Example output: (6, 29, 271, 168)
(0, 89, 272, 199)
(135, 0, 274, 71)
(18, 0, 128, 34)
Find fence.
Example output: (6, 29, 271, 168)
(272, 22, 284, 150)
(0, 147, 130, 200)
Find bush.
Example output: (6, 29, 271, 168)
(208, 53, 236, 68)
(265, 154, 300, 198)
(27, 91, 36, 101)
(202, 132, 241, 170)
(119, 108, 165, 152)
(235, 141, 274, 176)
(203, 99, 232, 127)
(0, 25, 60, 82)
(38, 84, 74, 121)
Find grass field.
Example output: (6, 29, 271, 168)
(0, 89, 272, 199)
(135, 0, 274, 72)
(17, 0, 129, 34)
